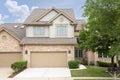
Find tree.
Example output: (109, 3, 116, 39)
(78, 0, 120, 66)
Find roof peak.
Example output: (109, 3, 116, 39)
(24, 7, 76, 24)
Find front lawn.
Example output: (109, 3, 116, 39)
(71, 66, 111, 77)
(74, 79, 113, 80)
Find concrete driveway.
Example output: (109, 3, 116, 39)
(15, 68, 71, 78)
(0, 68, 13, 79)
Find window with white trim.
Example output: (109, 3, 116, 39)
(34, 27, 44, 37)
(56, 26, 67, 37)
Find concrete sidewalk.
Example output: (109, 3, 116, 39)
(5, 77, 73, 80)
(73, 77, 120, 80)
(0, 68, 13, 80)
(5, 77, 120, 80)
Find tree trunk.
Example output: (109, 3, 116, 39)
(111, 55, 115, 67)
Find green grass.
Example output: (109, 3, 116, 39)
(71, 66, 111, 77)
(74, 79, 113, 80)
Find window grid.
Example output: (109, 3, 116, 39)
(56, 26, 67, 37)
(98, 52, 109, 58)
(75, 48, 83, 58)
(34, 27, 45, 36)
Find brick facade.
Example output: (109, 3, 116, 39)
(0, 30, 22, 52)
(23, 45, 75, 67)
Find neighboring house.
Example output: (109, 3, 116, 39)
(74, 21, 116, 65)
(0, 7, 113, 68)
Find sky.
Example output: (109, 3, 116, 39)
(0, 0, 85, 23)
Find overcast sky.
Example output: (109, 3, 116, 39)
(0, 0, 85, 23)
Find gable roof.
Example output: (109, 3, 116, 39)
(0, 23, 25, 40)
(24, 9, 47, 24)
(35, 7, 60, 22)
(24, 8, 76, 25)
(0, 7, 85, 45)
(75, 20, 85, 31)
(48, 12, 76, 23)
(0, 27, 20, 41)
(0, 20, 84, 44)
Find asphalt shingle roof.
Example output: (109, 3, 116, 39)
(0, 8, 84, 44)
(0, 23, 77, 44)
(24, 8, 76, 24)
(75, 19, 85, 31)
(0, 23, 25, 40)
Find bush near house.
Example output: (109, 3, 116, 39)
(97, 61, 110, 67)
(11, 60, 27, 73)
(97, 61, 116, 67)
(118, 60, 120, 67)
(68, 60, 80, 69)
(81, 59, 88, 65)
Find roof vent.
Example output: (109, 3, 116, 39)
(20, 26, 24, 28)
(14, 25, 18, 28)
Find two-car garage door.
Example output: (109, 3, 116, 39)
(0, 52, 22, 67)
(31, 52, 67, 67)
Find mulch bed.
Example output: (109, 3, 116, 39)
(8, 69, 25, 78)
(8, 72, 18, 78)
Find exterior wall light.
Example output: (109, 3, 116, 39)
(25, 50, 28, 54)
(68, 50, 71, 54)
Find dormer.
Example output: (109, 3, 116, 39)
(24, 7, 77, 38)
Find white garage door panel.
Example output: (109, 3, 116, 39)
(0, 52, 22, 67)
(31, 52, 67, 67)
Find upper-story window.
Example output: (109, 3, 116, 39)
(34, 27, 44, 37)
(56, 24, 67, 37)
(57, 26, 66, 36)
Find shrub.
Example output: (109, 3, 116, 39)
(82, 59, 88, 65)
(89, 61, 94, 66)
(118, 60, 120, 67)
(97, 61, 116, 67)
(11, 60, 27, 73)
(97, 61, 111, 67)
(68, 60, 80, 69)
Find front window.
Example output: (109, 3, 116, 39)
(75, 48, 83, 58)
(98, 52, 108, 58)
(34, 27, 44, 37)
(56, 26, 67, 37)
